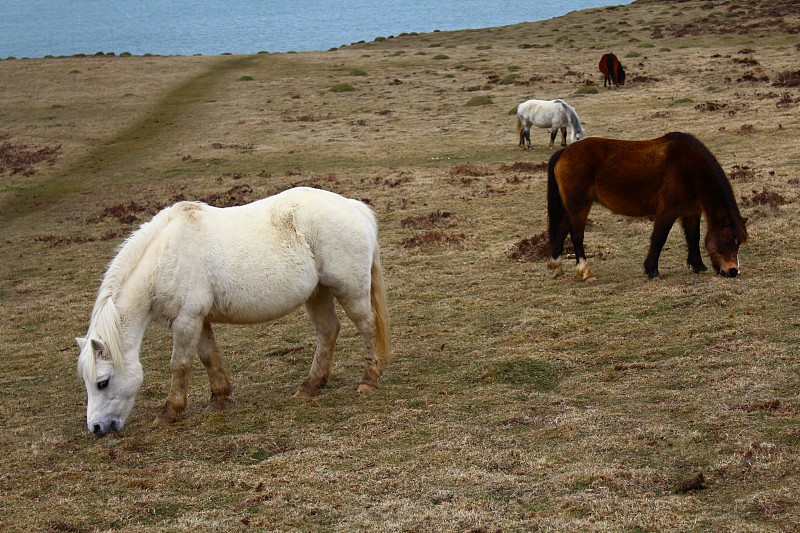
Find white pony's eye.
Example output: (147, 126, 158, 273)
(97, 379, 110, 390)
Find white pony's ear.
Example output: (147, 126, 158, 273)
(91, 339, 112, 361)
(76, 337, 87, 350)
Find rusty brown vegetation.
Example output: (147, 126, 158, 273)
(0, 134, 61, 176)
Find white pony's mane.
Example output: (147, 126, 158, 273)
(555, 99, 584, 136)
(78, 204, 183, 381)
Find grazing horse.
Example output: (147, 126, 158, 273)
(516, 99, 585, 149)
(77, 187, 390, 437)
(599, 53, 626, 87)
(546, 132, 747, 281)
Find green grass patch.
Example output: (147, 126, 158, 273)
(329, 83, 356, 92)
(465, 95, 492, 106)
(485, 358, 562, 391)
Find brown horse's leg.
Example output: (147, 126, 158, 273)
(155, 316, 202, 425)
(295, 286, 340, 398)
(568, 205, 596, 282)
(198, 322, 232, 413)
(644, 214, 678, 279)
(548, 214, 571, 278)
(547, 153, 572, 279)
(681, 215, 708, 273)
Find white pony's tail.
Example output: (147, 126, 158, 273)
(370, 245, 391, 371)
(515, 115, 522, 136)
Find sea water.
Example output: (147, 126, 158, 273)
(0, 0, 630, 59)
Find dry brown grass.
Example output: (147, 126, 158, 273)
(1, 0, 799, 530)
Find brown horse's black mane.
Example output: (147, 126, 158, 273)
(667, 132, 748, 243)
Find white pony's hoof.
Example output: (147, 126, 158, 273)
(204, 396, 232, 413)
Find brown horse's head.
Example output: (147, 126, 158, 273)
(705, 217, 748, 277)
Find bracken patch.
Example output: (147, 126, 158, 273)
(498, 161, 548, 173)
(741, 188, 787, 207)
(86, 200, 152, 224)
(400, 230, 466, 248)
(0, 135, 62, 176)
(773, 70, 800, 88)
(508, 232, 557, 262)
(400, 210, 455, 229)
(449, 163, 490, 177)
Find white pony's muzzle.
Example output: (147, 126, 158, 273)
(89, 418, 123, 437)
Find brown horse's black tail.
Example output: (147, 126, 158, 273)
(547, 148, 567, 256)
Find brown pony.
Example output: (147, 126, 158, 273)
(599, 53, 625, 87)
(546, 132, 748, 281)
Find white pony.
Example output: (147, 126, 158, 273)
(516, 99, 585, 149)
(77, 187, 390, 437)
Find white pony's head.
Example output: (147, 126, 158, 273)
(77, 336, 143, 437)
(570, 128, 585, 143)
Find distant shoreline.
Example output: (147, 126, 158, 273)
(0, 0, 631, 60)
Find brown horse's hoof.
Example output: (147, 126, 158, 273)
(357, 383, 377, 393)
(547, 257, 565, 278)
(204, 395, 232, 413)
(576, 259, 595, 282)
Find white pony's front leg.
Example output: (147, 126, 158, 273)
(155, 315, 202, 425)
(197, 322, 232, 413)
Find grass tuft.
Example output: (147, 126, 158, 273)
(329, 82, 356, 92)
(465, 95, 492, 106)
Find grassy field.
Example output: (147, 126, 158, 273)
(1, 0, 799, 530)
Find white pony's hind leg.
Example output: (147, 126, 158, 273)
(295, 286, 341, 398)
(336, 290, 381, 393)
(198, 322, 232, 412)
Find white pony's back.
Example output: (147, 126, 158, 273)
(147, 187, 378, 324)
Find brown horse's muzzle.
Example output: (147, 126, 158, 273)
(713, 258, 740, 278)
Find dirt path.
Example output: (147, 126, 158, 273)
(0, 54, 259, 224)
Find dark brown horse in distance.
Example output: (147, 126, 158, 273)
(546, 133, 747, 281)
(599, 53, 625, 87)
